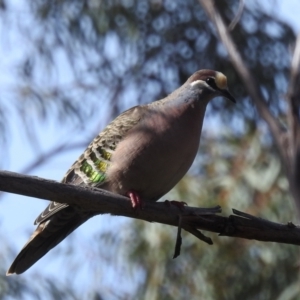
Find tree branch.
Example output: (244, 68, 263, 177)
(20, 141, 88, 175)
(228, 0, 245, 31)
(198, 0, 300, 215)
(287, 32, 300, 215)
(198, 0, 289, 170)
(0, 170, 300, 252)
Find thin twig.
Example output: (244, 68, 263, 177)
(198, 0, 286, 163)
(287, 32, 300, 153)
(184, 226, 213, 245)
(286, 32, 300, 215)
(173, 215, 183, 258)
(198, 0, 299, 213)
(228, 0, 245, 31)
(21, 141, 88, 174)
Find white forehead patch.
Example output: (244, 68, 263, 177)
(190, 79, 205, 87)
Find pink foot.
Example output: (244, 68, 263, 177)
(164, 200, 187, 211)
(127, 190, 143, 209)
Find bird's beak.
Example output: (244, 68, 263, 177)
(220, 89, 236, 103)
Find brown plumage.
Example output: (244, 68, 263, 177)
(7, 69, 235, 275)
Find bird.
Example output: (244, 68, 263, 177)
(7, 69, 235, 275)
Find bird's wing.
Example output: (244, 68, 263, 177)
(7, 105, 146, 275)
(34, 105, 145, 225)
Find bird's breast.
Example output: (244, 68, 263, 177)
(106, 105, 205, 201)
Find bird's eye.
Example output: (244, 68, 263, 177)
(206, 77, 215, 86)
(205, 77, 218, 90)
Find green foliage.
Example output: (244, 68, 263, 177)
(127, 128, 299, 300)
(0, 0, 299, 299)
(0, 0, 295, 146)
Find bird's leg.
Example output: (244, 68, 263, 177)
(164, 200, 187, 211)
(127, 190, 143, 209)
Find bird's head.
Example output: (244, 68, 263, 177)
(187, 69, 236, 103)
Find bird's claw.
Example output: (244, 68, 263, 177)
(164, 200, 187, 211)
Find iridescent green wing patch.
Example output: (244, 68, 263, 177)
(35, 106, 145, 225)
(80, 148, 110, 183)
(80, 159, 106, 183)
(62, 105, 145, 187)
(64, 144, 112, 186)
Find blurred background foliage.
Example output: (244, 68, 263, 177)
(1, 0, 300, 299)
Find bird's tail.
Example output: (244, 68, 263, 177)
(7, 207, 91, 275)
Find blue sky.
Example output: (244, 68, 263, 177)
(1, 0, 300, 298)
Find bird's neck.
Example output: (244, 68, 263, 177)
(154, 89, 209, 123)
(146, 91, 209, 139)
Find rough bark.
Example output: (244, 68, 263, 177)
(0, 170, 299, 254)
